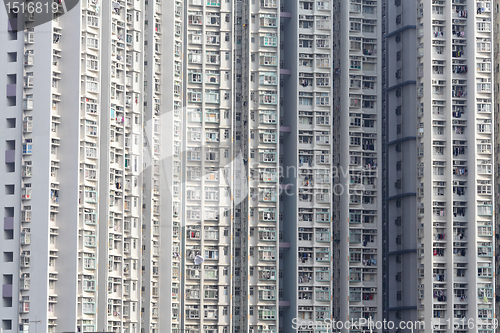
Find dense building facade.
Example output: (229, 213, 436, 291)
(384, 0, 495, 332)
(182, 0, 241, 331)
(280, 0, 334, 330)
(382, 0, 419, 329)
(333, 0, 383, 331)
(494, 0, 500, 323)
(0, 0, 497, 333)
(0, 1, 156, 333)
(0, 1, 145, 332)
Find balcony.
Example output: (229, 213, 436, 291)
(84, 235, 96, 248)
(259, 190, 277, 202)
(24, 77, 34, 89)
(186, 288, 200, 300)
(152, 307, 159, 318)
(259, 132, 277, 144)
(258, 269, 276, 281)
(185, 308, 200, 320)
(20, 253, 31, 268)
(258, 248, 277, 261)
(82, 302, 95, 315)
(187, 268, 201, 280)
(83, 256, 97, 272)
(258, 307, 277, 321)
(20, 301, 30, 313)
(21, 210, 31, 222)
(259, 171, 277, 183)
(20, 277, 30, 291)
(25, 31, 34, 44)
(23, 120, 33, 133)
(154, 1, 162, 13)
(24, 54, 34, 66)
(20, 231, 31, 245)
(22, 165, 32, 177)
(84, 168, 97, 181)
(259, 93, 278, 105)
(84, 190, 97, 203)
(85, 145, 97, 159)
(83, 279, 96, 292)
(21, 188, 32, 200)
(259, 151, 277, 163)
(23, 98, 34, 111)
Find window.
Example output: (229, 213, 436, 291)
(260, 52, 277, 66)
(259, 111, 277, 124)
(189, 49, 203, 63)
(86, 76, 98, 92)
(82, 298, 95, 314)
(204, 247, 219, 260)
(188, 109, 202, 123)
(260, 0, 277, 8)
(86, 35, 99, 49)
(189, 30, 203, 44)
(84, 254, 96, 269)
(260, 72, 277, 85)
(259, 91, 277, 104)
(316, 93, 330, 106)
(188, 70, 202, 83)
(205, 149, 219, 162)
(188, 89, 202, 102)
(23, 139, 33, 154)
(205, 90, 220, 103)
(477, 20, 491, 32)
(350, 19, 361, 32)
(258, 306, 276, 320)
(206, 32, 220, 45)
(260, 14, 277, 27)
(205, 226, 219, 240)
(260, 33, 278, 47)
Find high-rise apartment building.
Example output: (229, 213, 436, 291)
(280, 0, 334, 329)
(167, 0, 334, 331)
(0, 1, 145, 332)
(142, 0, 182, 332)
(494, 0, 500, 322)
(332, 0, 383, 330)
(182, 0, 244, 331)
(384, 0, 495, 332)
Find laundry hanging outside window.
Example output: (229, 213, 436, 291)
(194, 255, 204, 265)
